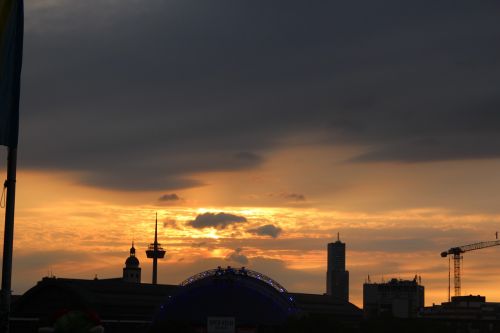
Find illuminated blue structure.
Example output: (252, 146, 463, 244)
(180, 266, 289, 294)
(152, 266, 298, 331)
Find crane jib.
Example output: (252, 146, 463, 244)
(441, 239, 500, 298)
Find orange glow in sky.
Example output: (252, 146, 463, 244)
(4, 152, 500, 308)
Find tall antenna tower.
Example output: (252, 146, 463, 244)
(146, 213, 166, 284)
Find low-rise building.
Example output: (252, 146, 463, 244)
(363, 277, 424, 319)
(420, 295, 500, 333)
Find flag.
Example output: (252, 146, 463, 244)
(0, 0, 23, 148)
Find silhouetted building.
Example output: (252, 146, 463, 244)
(123, 242, 141, 283)
(420, 295, 500, 333)
(11, 241, 362, 332)
(11, 277, 177, 333)
(11, 267, 362, 332)
(326, 233, 349, 302)
(292, 293, 362, 327)
(363, 277, 424, 319)
(11, 244, 168, 332)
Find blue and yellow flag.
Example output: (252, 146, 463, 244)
(0, 0, 23, 148)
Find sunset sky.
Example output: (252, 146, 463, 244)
(1, 0, 500, 307)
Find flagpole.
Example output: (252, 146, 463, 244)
(1, 146, 17, 332)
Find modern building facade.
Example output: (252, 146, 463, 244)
(326, 233, 349, 302)
(363, 277, 424, 319)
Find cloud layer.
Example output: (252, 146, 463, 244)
(18, 0, 500, 191)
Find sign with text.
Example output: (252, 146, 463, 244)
(207, 317, 235, 333)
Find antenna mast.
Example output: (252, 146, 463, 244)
(146, 213, 166, 284)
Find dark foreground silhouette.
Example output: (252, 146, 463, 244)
(149, 315, 456, 333)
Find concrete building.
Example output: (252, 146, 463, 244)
(363, 277, 424, 319)
(326, 233, 349, 302)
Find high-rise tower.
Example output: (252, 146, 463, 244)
(123, 242, 141, 283)
(146, 213, 166, 284)
(326, 233, 349, 302)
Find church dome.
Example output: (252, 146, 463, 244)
(125, 243, 140, 267)
(125, 255, 139, 267)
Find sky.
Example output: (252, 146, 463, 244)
(1, 0, 500, 307)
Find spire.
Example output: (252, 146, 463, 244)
(337, 232, 340, 242)
(130, 241, 136, 256)
(155, 212, 158, 244)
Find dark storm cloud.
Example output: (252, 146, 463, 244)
(189, 212, 247, 229)
(351, 132, 500, 163)
(158, 193, 181, 202)
(19, 0, 500, 190)
(248, 224, 283, 238)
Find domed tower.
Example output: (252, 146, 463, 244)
(123, 242, 141, 283)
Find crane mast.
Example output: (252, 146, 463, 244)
(441, 239, 500, 298)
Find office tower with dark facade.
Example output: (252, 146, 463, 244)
(326, 234, 349, 302)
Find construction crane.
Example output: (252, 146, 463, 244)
(441, 239, 500, 300)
